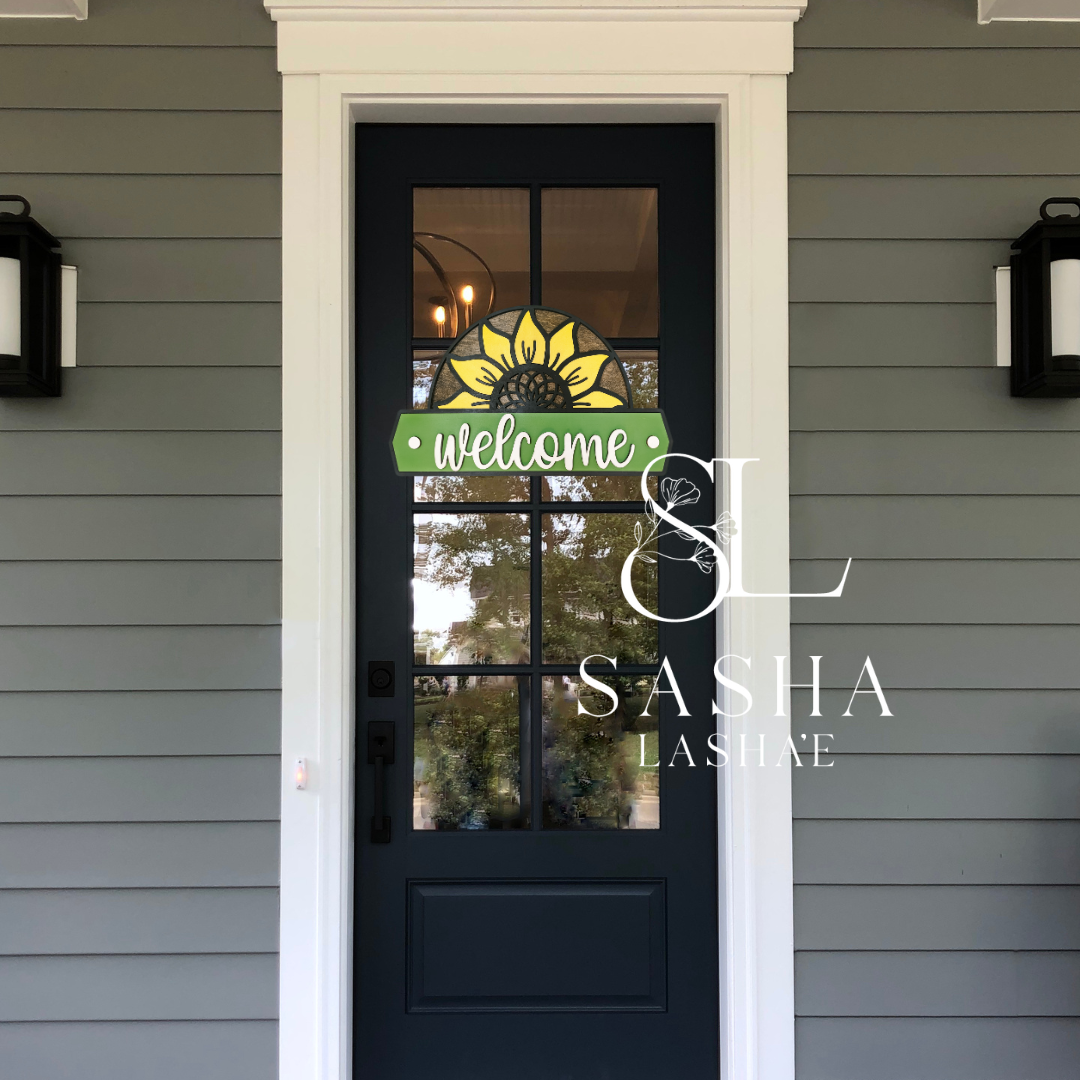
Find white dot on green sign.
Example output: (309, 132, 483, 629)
(408, 436, 421, 450)
(647, 436, 660, 449)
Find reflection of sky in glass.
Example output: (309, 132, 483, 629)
(413, 514, 485, 662)
(412, 513, 530, 665)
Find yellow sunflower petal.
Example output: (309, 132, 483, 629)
(571, 389, 626, 410)
(547, 320, 577, 368)
(438, 389, 490, 410)
(481, 324, 515, 369)
(514, 309, 546, 366)
(557, 352, 610, 391)
(449, 356, 504, 396)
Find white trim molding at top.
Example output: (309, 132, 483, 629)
(0, 0, 86, 17)
(979, 0, 1080, 21)
(271, 6, 804, 1080)
(266, 0, 806, 21)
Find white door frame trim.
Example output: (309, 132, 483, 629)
(274, 11, 801, 1079)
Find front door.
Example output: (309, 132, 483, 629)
(355, 124, 718, 1079)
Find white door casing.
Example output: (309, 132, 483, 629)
(267, 3, 805, 1078)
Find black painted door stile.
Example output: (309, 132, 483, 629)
(355, 124, 719, 1080)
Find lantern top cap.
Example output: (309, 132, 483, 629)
(0, 195, 60, 250)
(0, 195, 31, 220)
(1012, 196, 1080, 251)
(1040, 197, 1080, 223)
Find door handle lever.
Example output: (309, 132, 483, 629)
(367, 720, 395, 843)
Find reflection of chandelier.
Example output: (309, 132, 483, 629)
(412, 232, 497, 338)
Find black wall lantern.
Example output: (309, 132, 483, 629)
(0, 195, 62, 397)
(1011, 197, 1080, 398)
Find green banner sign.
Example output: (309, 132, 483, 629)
(391, 410, 670, 475)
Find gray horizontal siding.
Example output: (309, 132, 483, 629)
(794, 820, 1080, 885)
(796, 0, 1080, 49)
(796, 951, 1080, 1017)
(0, 757, 279, 822)
(791, 239, 1006, 303)
(790, 625, 1080, 688)
(0, 954, 276, 1020)
(791, 175, 1080, 239)
(62, 239, 280, 302)
(0, 822, 278, 888)
(792, 368, 1080, 429)
(0, 497, 281, 560)
(790, 303, 993, 367)
(0, 6, 281, 1068)
(791, 432, 1080, 494)
(790, 113, 1080, 176)
(0, 432, 280, 495)
(790, 495, 1080, 558)
(0, 626, 279, 691)
(794, 755, 1080, 819)
(790, 560, 1080, 623)
(0, 1021, 277, 1080)
(797, 1018, 1080, 1080)
(796, 886, 1080, 950)
(0, 369, 280, 430)
(77, 304, 281, 367)
(0, 175, 280, 238)
(0, 0, 274, 46)
(0, 110, 280, 174)
(0, 561, 279, 625)
(790, 49, 1080, 112)
(791, 689, 1080, 754)
(0, 691, 279, 756)
(0, 47, 279, 111)
(0, 888, 277, 954)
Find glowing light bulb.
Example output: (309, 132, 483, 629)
(434, 305, 447, 336)
(461, 284, 474, 329)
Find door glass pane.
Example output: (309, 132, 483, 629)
(541, 188, 658, 338)
(413, 188, 530, 338)
(413, 675, 525, 830)
(542, 674, 659, 830)
(542, 513, 658, 665)
(413, 513, 530, 664)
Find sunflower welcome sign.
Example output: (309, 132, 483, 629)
(391, 306, 670, 475)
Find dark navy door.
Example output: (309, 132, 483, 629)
(355, 124, 718, 1079)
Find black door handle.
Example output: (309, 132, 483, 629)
(367, 720, 395, 843)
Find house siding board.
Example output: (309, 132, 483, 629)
(0, 4, 280, 1073)
(77, 304, 282, 367)
(0, 822, 279, 889)
(0, 110, 282, 175)
(0, 497, 282, 561)
(790, 302, 995, 367)
(797, 1018, 1080, 1080)
(791, 3, 1080, 1073)
(0, 1021, 278, 1080)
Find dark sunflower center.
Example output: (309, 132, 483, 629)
(492, 364, 572, 411)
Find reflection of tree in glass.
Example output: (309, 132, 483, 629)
(542, 513, 657, 665)
(414, 680, 521, 829)
(414, 473, 529, 503)
(543, 677, 657, 829)
(419, 513, 530, 664)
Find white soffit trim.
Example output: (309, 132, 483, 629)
(266, 0, 806, 20)
(0, 0, 86, 17)
(980, 0, 1080, 21)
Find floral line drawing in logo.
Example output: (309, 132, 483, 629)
(631, 476, 739, 575)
